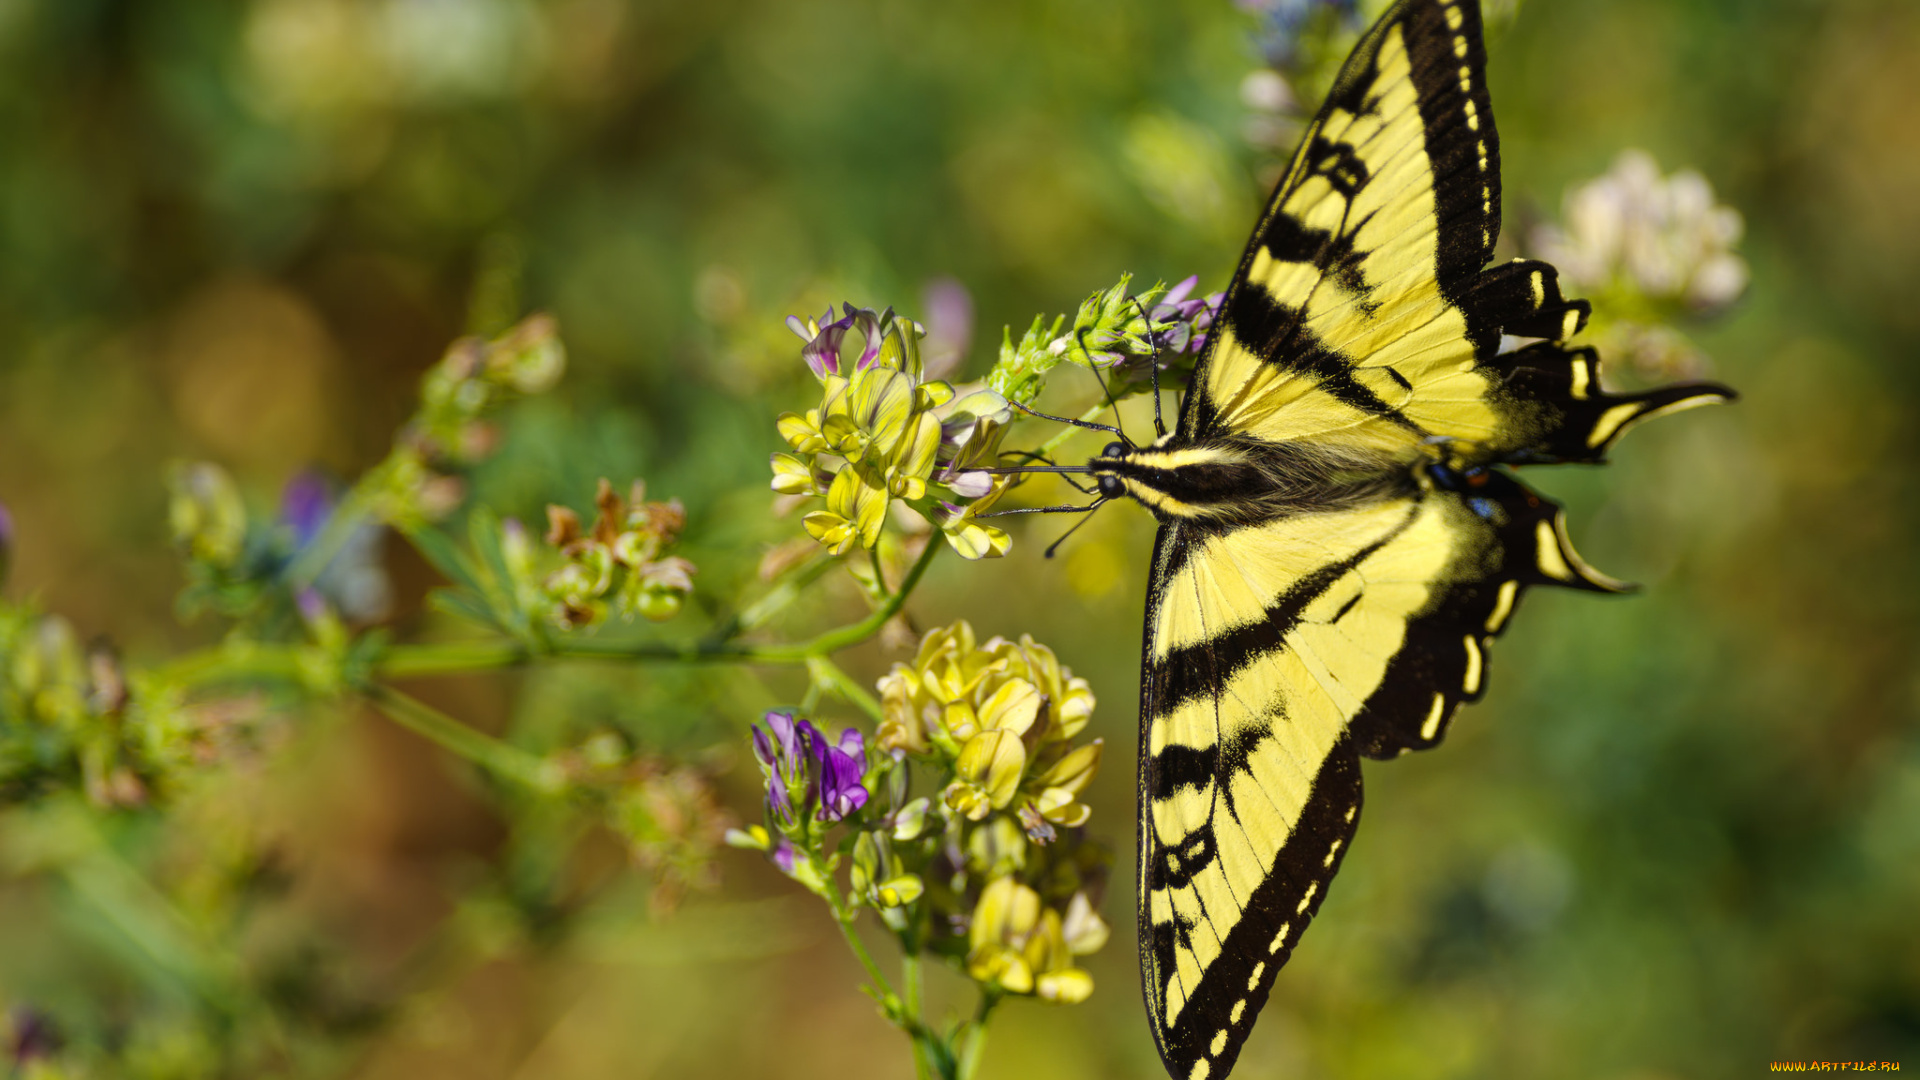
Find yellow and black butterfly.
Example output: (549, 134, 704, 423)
(1068, 1, 1733, 1076)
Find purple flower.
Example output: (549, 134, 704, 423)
(8, 1006, 59, 1065)
(280, 470, 334, 549)
(750, 710, 871, 826)
(787, 306, 858, 379)
(770, 838, 798, 875)
(850, 306, 891, 372)
(279, 470, 393, 622)
(1149, 276, 1224, 357)
(814, 727, 870, 822)
(752, 710, 811, 825)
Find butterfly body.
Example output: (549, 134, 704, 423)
(1089, 437, 1413, 526)
(1100, 2, 1736, 1078)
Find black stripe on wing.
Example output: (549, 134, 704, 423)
(1375, 0, 1502, 296)
(1347, 469, 1622, 759)
(1148, 736, 1364, 1080)
(1151, 505, 1421, 719)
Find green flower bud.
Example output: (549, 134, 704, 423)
(166, 462, 247, 567)
(874, 874, 924, 908)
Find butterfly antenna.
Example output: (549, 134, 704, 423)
(1002, 449, 1094, 495)
(1010, 401, 1130, 444)
(976, 497, 1106, 518)
(1078, 324, 1133, 446)
(1043, 501, 1108, 559)
(1132, 296, 1168, 439)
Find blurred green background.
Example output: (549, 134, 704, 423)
(2, 0, 1917, 1076)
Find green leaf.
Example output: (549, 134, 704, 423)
(400, 521, 483, 595)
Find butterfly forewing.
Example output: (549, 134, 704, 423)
(1184, 0, 1590, 461)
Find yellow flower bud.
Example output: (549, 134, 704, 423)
(769, 453, 818, 495)
(1036, 967, 1094, 1004)
(1060, 891, 1110, 956)
(1035, 738, 1102, 797)
(1035, 787, 1091, 827)
(955, 729, 1026, 810)
(776, 410, 828, 454)
(976, 677, 1041, 736)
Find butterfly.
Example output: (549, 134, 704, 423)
(1066, 1, 1735, 1077)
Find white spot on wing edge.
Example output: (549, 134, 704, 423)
(1485, 580, 1519, 632)
(1462, 635, 1484, 696)
(1420, 692, 1446, 741)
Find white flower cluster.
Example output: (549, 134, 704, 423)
(1531, 149, 1748, 315)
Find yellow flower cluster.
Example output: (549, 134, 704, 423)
(967, 878, 1110, 1003)
(772, 305, 1015, 560)
(878, 621, 1100, 832)
(876, 619, 1111, 1004)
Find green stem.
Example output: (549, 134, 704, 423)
(808, 656, 884, 724)
(713, 548, 839, 642)
(903, 951, 938, 1080)
(158, 537, 944, 693)
(763, 537, 939, 661)
(58, 827, 247, 1015)
(956, 990, 1001, 1080)
(821, 872, 895, 1005)
(363, 684, 564, 794)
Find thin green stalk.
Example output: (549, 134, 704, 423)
(159, 538, 944, 692)
(60, 837, 247, 1015)
(364, 684, 564, 794)
(903, 951, 938, 1080)
(822, 877, 895, 1005)
(808, 655, 884, 724)
(373, 638, 529, 679)
(714, 548, 838, 642)
(956, 990, 1001, 1080)
(758, 537, 940, 661)
(152, 640, 315, 689)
